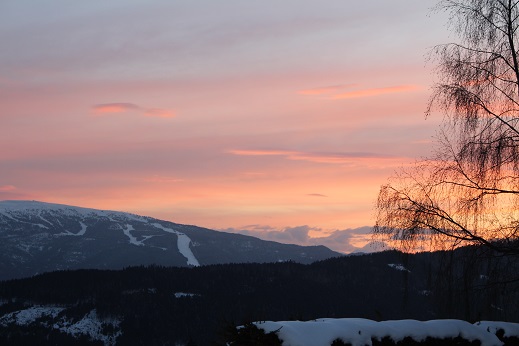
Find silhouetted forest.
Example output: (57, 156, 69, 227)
(0, 246, 517, 345)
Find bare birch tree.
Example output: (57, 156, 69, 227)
(374, 0, 519, 255)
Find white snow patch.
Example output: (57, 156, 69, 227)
(58, 309, 121, 346)
(152, 223, 200, 266)
(388, 263, 410, 272)
(174, 292, 201, 298)
(121, 224, 144, 246)
(254, 318, 505, 346)
(0, 210, 49, 229)
(0, 306, 65, 326)
(36, 210, 54, 226)
(58, 221, 88, 237)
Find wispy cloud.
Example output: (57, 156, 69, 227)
(307, 193, 327, 197)
(227, 149, 296, 156)
(143, 108, 175, 118)
(298, 84, 357, 95)
(92, 103, 175, 118)
(227, 149, 403, 167)
(93, 103, 140, 114)
(330, 85, 419, 99)
(0, 185, 26, 200)
(0, 185, 16, 192)
(144, 175, 184, 183)
(299, 84, 419, 100)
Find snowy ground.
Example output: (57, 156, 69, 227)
(0, 305, 64, 326)
(57, 309, 121, 346)
(0, 305, 121, 346)
(253, 318, 519, 346)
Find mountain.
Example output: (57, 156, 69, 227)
(0, 200, 341, 280)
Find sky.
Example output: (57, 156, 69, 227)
(1, 1, 451, 253)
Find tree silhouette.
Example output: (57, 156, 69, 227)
(374, 0, 519, 255)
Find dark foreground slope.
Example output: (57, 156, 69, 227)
(0, 247, 517, 345)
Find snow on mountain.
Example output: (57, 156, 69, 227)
(0, 305, 65, 326)
(0, 200, 145, 220)
(0, 200, 341, 280)
(253, 318, 517, 346)
(57, 309, 121, 346)
(151, 222, 200, 266)
(387, 263, 411, 272)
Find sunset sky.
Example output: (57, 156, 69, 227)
(1, 1, 451, 252)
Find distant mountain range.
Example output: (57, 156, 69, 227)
(0, 200, 341, 280)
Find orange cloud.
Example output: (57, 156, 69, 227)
(93, 103, 140, 114)
(330, 85, 419, 99)
(92, 103, 175, 118)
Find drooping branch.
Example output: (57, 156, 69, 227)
(375, 0, 519, 256)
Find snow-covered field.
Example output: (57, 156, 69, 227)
(253, 318, 519, 346)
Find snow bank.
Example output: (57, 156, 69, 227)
(254, 318, 509, 346)
(476, 321, 519, 338)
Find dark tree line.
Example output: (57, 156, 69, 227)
(0, 247, 517, 345)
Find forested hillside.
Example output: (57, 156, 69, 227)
(0, 247, 517, 345)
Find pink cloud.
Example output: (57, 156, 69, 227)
(227, 149, 407, 167)
(144, 108, 175, 118)
(227, 149, 297, 156)
(227, 149, 385, 165)
(144, 175, 184, 183)
(298, 84, 357, 95)
(92, 103, 175, 118)
(298, 84, 419, 99)
(0, 185, 16, 192)
(330, 85, 419, 99)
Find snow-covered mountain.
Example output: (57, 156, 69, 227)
(0, 200, 341, 280)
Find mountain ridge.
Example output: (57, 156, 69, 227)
(0, 200, 341, 280)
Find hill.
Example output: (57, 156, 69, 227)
(0, 247, 517, 345)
